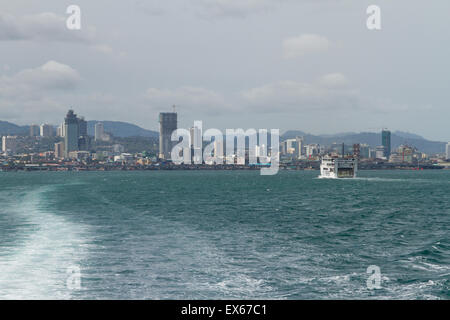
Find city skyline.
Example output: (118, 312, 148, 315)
(0, 1, 449, 141)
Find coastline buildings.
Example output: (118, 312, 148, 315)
(57, 123, 65, 137)
(30, 125, 40, 137)
(382, 129, 391, 159)
(64, 109, 89, 158)
(40, 124, 53, 137)
(159, 112, 177, 160)
(446, 142, 450, 160)
(190, 124, 202, 163)
(55, 142, 64, 159)
(95, 123, 104, 141)
(2, 136, 18, 154)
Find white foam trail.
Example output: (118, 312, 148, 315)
(0, 187, 89, 299)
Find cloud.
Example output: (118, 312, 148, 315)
(0, 61, 81, 123)
(134, 0, 166, 16)
(282, 34, 330, 58)
(0, 12, 95, 43)
(0, 12, 117, 55)
(143, 86, 228, 114)
(195, 0, 280, 18)
(0, 61, 80, 94)
(242, 74, 361, 113)
(317, 73, 349, 88)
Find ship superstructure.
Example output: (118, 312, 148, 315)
(319, 156, 358, 179)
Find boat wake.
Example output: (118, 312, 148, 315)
(0, 186, 89, 299)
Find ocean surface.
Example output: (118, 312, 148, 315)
(0, 170, 448, 300)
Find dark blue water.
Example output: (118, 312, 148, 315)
(0, 170, 449, 299)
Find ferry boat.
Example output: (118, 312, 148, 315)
(319, 156, 358, 179)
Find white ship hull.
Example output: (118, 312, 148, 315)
(319, 157, 357, 179)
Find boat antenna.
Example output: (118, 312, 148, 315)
(342, 143, 345, 159)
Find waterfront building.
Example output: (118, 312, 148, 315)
(113, 144, 125, 155)
(2, 136, 18, 154)
(64, 110, 80, 157)
(353, 144, 361, 158)
(95, 122, 104, 141)
(395, 145, 415, 163)
(68, 151, 90, 161)
(305, 144, 320, 159)
(360, 144, 370, 159)
(190, 125, 202, 164)
(446, 142, 450, 160)
(159, 112, 177, 160)
(382, 129, 391, 159)
(375, 145, 386, 159)
(30, 124, 40, 137)
(40, 124, 53, 137)
(55, 142, 64, 159)
(295, 137, 303, 159)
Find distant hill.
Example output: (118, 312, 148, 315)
(87, 121, 158, 138)
(0, 121, 28, 135)
(281, 131, 445, 154)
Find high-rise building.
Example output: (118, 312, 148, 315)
(382, 129, 391, 159)
(78, 117, 89, 150)
(295, 137, 303, 159)
(40, 124, 53, 137)
(55, 142, 64, 159)
(30, 124, 40, 137)
(2, 136, 18, 154)
(375, 145, 386, 159)
(446, 142, 450, 160)
(353, 144, 361, 158)
(64, 110, 80, 157)
(360, 144, 370, 159)
(95, 123, 105, 141)
(159, 112, 177, 160)
(190, 124, 202, 164)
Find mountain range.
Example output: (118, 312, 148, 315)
(0, 120, 446, 154)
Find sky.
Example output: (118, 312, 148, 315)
(0, 0, 449, 141)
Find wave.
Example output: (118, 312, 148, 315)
(0, 186, 89, 299)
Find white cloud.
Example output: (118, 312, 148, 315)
(241, 74, 362, 113)
(0, 61, 80, 94)
(317, 73, 349, 88)
(144, 86, 228, 114)
(0, 12, 95, 43)
(0, 12, 117, 55)
(0, 61, 81, 123)
(196, 0, 279, 18)
(282, 34, 330, 58)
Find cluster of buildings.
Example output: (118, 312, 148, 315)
(280, 129, 450, 165)
(1, 109, 450, 171)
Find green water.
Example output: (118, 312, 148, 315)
(0, 170, 449, 299)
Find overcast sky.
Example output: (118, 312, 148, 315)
(0, 0, 449, 140)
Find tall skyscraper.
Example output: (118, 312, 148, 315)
(446, 142, 450, 160)
(95, 123, 105, 141)
(190, 124, 202, 164)
(55, 142, 64, 159)
(78, 117, 89, 150)
(64, 110, 80, 157)
(40, 124, 53, 137)
(295, 137, 303, 159)
(159, 112, 177, 160)
(382, 129, 391, 159)
(2, 136, 18, 154)
(30, 124, 40, 137)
